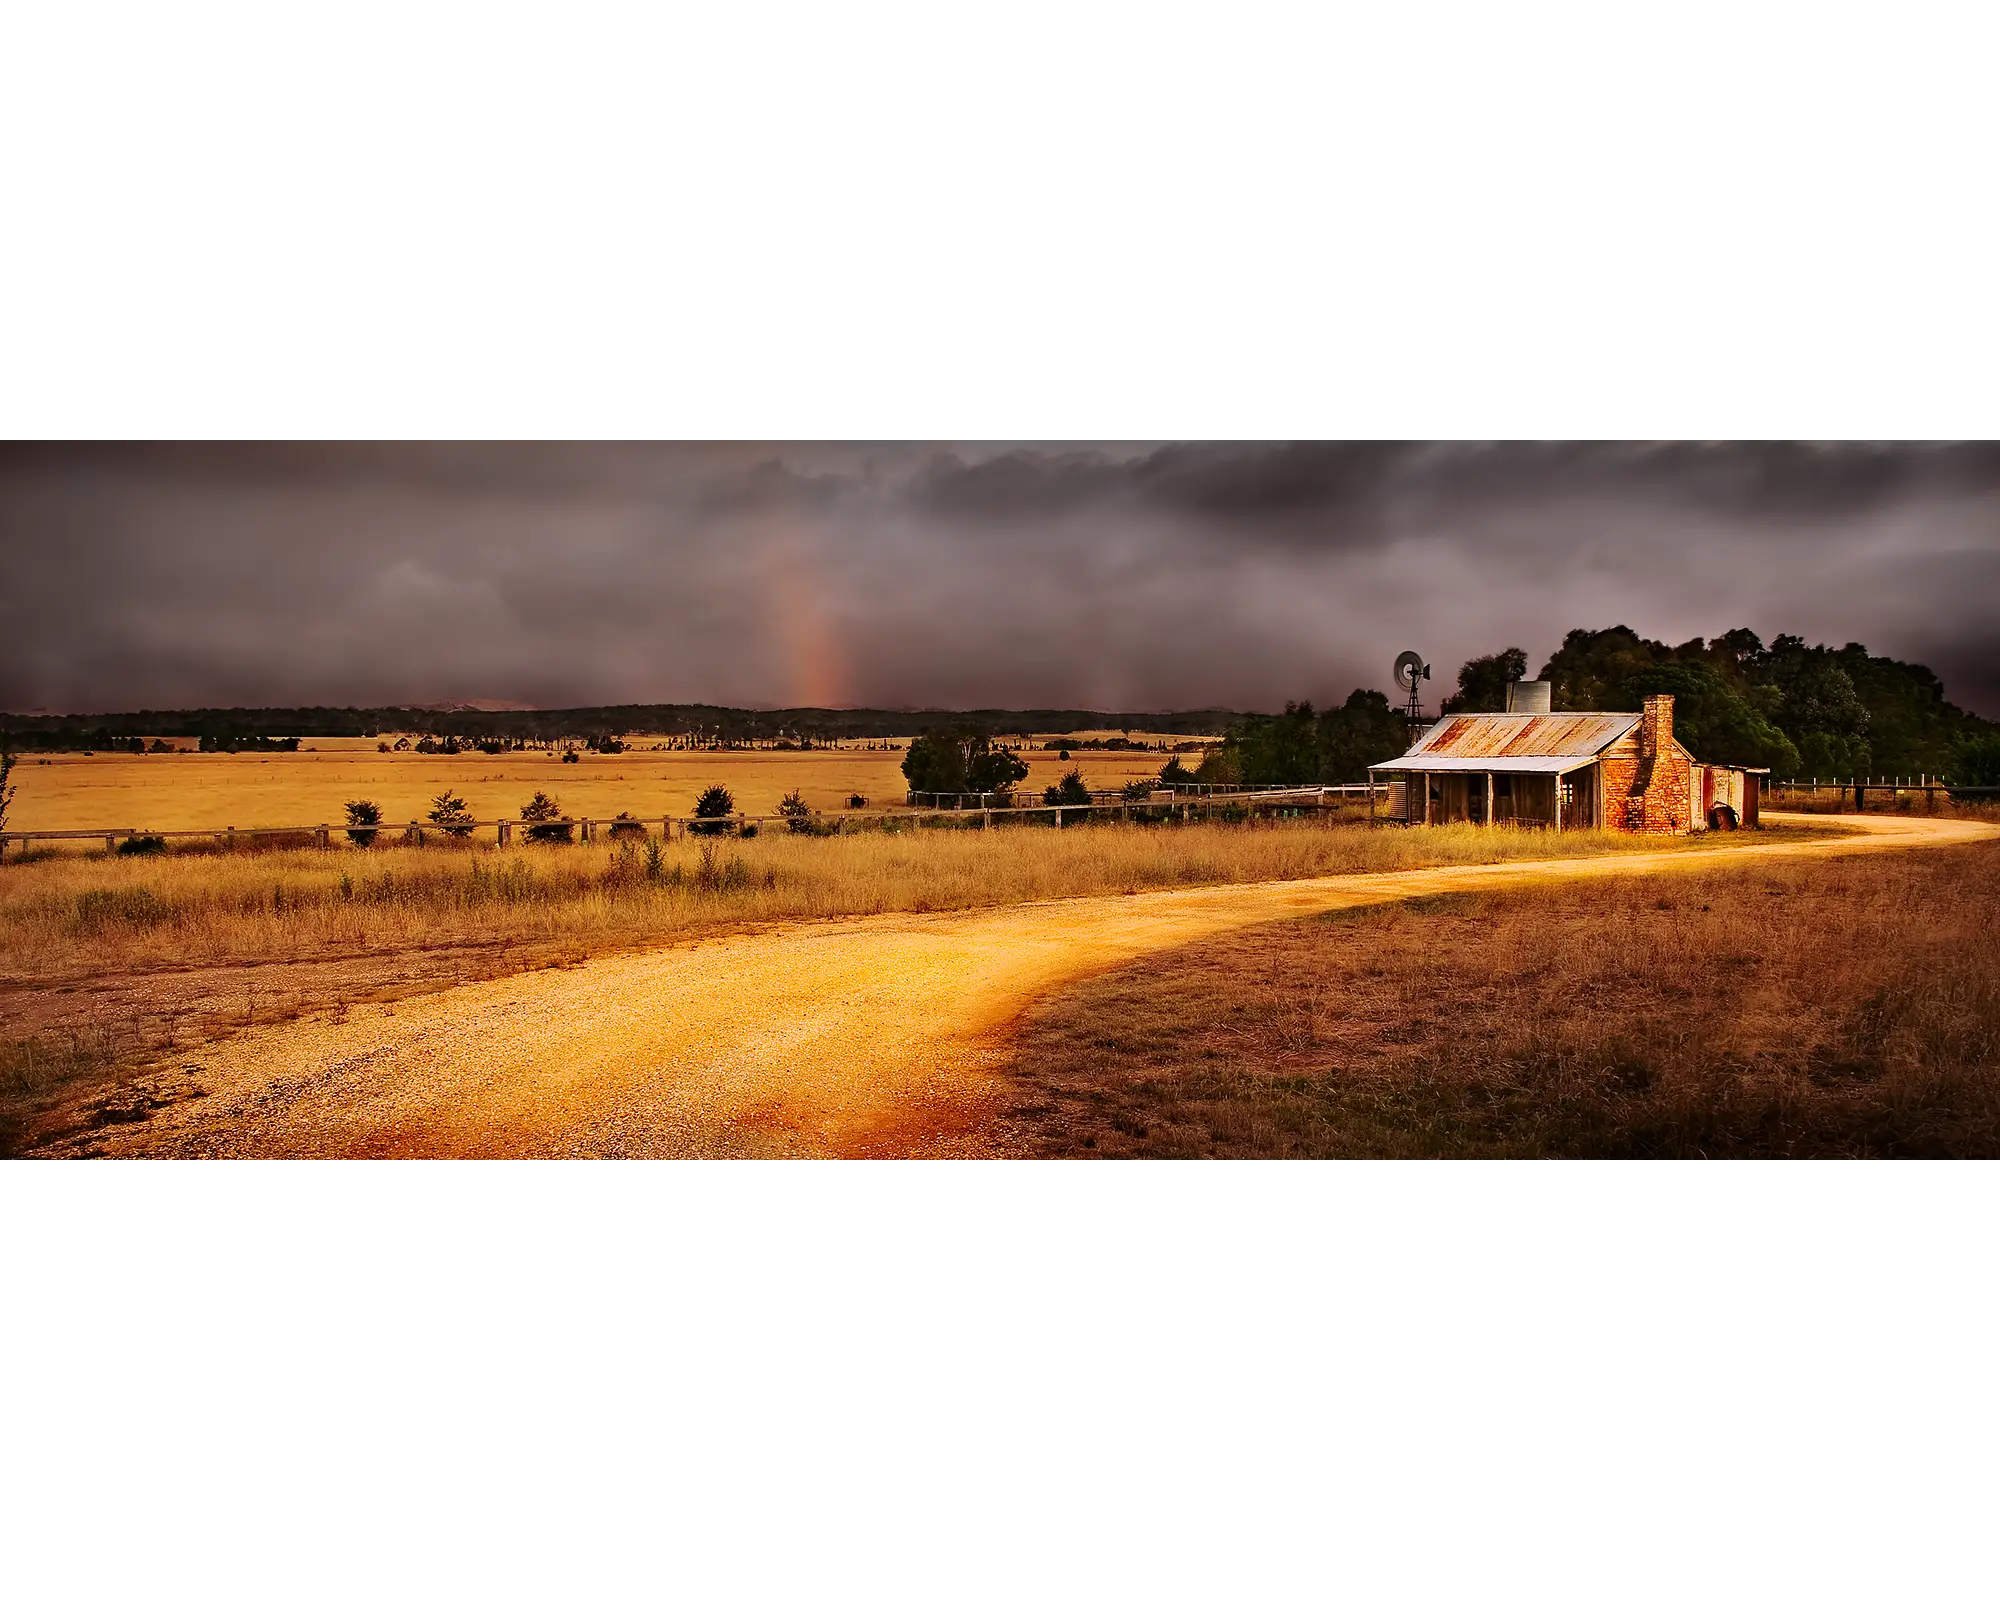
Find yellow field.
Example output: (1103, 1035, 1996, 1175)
(5, 739, 1186, 832)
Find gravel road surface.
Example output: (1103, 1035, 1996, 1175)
(73, 813, 1995, 1158)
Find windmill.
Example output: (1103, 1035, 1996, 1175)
(1393, 650, 1432, 727)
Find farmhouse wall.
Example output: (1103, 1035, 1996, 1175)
(1606, 694, 1693, 834)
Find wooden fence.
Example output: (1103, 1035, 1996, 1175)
(1760, 778, 2000, 812)
(0, 788, 1389, 859)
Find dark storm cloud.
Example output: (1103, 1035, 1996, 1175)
(1, 442, 1996, 716)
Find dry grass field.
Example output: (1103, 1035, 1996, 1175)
(0, 817, 1809, 1153)
(1003, 839, 2000, 1158)
(3, 737, 1191, 834)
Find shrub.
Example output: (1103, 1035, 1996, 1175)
(1158, 756, 1194, 788)
(1044, 770, 1091, 807)
(116, 834, 166, 856)
(608, 810, 648, 840)
(847, 793, 868, 809)
(691, 784, 735, 837)
(427, 790, 475, 837)
(779, 791, 815, 835)
(1122, 779, 1157, 801)
(520, 790, 574, 843)
(561, 748, 580, 764)
(377, 741, 391, 753)
(1057, 749, 1071, 762)
(0, 745, 15, 837)
(344, 798, 382, 847)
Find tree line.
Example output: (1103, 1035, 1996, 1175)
(0, 702, 1237, 752)
(1441, 627, 1994, 780)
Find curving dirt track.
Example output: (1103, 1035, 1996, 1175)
(71, 813, 1997, 1158)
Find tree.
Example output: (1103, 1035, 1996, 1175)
(778, 790, 815, 835)
(1158, 756, 1195, 787)
(520, 790, 573, 843)
(692, 784, 735, 836)
(344, 798, 381, 847)
(1441, 647, 1529, 713)
(0, 745, 17, 835)
(427, 789, 474, 836)
(1044, 769, 1090, 806)
(1950, 731, 2000, 787)
(901, 728, 1029, 796)
(1317, 689, 1412, 781)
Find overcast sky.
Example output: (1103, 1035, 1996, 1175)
(2, 442, 1996, 717)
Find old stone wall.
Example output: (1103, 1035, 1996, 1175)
(1599, 755, 1693, 834)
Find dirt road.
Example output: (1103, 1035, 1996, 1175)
(72, 813, 1996, 1158)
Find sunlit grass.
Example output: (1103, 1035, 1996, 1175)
(0, 815, 1823, 984)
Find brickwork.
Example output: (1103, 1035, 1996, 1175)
(1602, 695, 1694, 834)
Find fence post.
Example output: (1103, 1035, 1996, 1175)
(105, 833, 117, 854)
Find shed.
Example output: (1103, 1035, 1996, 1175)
(1370, 687, 1762, 834)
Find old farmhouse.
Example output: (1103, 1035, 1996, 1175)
(1370, 683, 1761, 834)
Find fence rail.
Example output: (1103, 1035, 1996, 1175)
(0, 788, 1392, 858)
(1759, 777, 2000, 812)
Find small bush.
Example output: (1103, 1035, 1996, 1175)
(779, 791, 815, 835)
(427, 790, 475, 837)
(847, 793, 868, 808)
(520, 790, 573, 844)
(116, 834, 166, 856)
(608, 811, 648, 840)
(1044, 770, 1091, 807)
(561, 749, 580, 764)
(691, 784, 735, 837)
(344, 798, 382, 847)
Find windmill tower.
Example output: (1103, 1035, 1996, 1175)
(1393, 650, 1432, 743)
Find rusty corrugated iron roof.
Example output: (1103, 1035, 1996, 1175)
(1376, 754, 1604, 774)
(1369, 711, 1639, 773)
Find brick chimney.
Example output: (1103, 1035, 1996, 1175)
(1624, 694, 1682, 832)
(1639, 694, 1674, 761)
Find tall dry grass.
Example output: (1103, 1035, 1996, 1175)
(1005, 841, 2000, 1158)
(0, 817, 1798, 985)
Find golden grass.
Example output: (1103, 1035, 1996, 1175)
(1002, 840, 2000, 1158)
(0, 814, 1826, 1155)
(2, 742, 1181, 833)
(0, 816, 1801, 985)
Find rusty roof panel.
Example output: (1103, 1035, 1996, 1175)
(1406, 712, 1639, 761)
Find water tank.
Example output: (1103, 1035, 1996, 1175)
(1505, 679, 1552, 714)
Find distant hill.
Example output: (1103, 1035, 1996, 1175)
(0, 702, 1242, 752)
